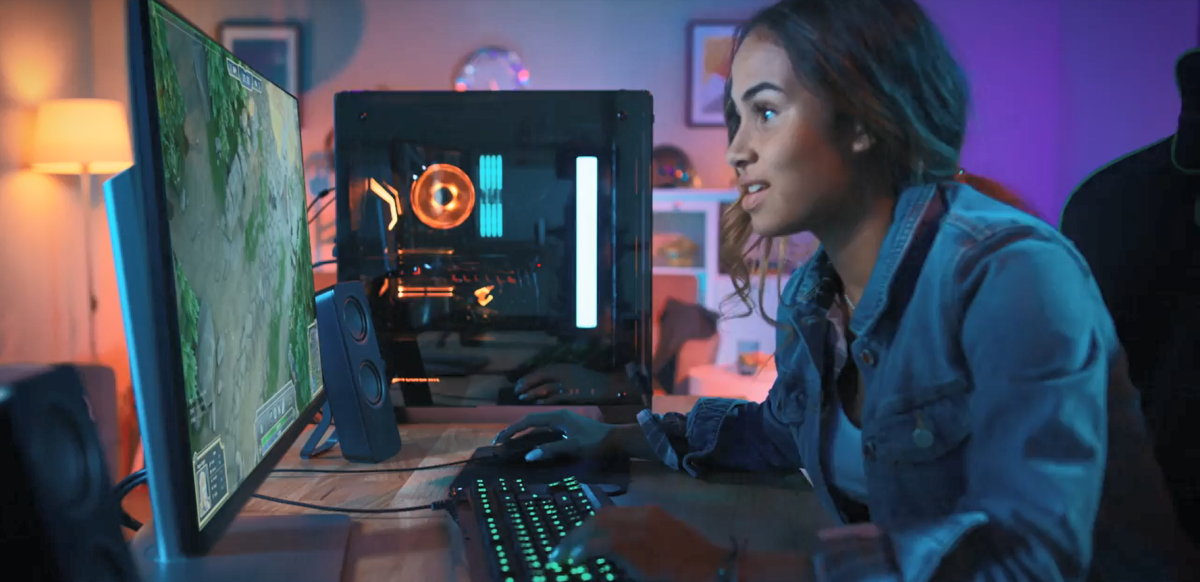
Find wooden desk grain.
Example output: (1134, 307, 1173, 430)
(126, 423, 835, 581)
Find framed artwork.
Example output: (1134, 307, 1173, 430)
(687, 21, 740, 127)
(717, 202, 820, 275)
(218, 22, 301, 99)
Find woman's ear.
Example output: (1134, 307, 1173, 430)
(850, 123, 874, 154)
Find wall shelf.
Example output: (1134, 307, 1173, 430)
(652, 188, 786, 366)
(651, 188, 737, 309)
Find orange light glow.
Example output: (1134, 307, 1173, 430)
(378, 279, 390, 297)
(31, 99, 132, 175)
(369, 177, 401, 230)
(429, 181, 459, 212)
(410, 164, 475, 230)
(0, 171, 70, 226)
(0, 22, 68, 104)
(397, 286, 454, 299)
(474, 285, 495, 306)
(398, 249, 454, 255)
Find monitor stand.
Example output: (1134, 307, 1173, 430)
(130, 513, 353, 582)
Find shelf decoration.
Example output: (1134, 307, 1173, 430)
(454, 47, 530, 91)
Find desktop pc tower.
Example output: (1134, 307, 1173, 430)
(332, 91, 654, 417)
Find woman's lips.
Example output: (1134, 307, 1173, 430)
(741, 186, 769, 212)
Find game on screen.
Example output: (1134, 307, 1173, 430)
(149, 2, 324, 528)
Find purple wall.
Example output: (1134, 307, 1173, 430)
(933, 0, 1068, 222)
(926, 0, 1196, 223)
(1059, 0, 1196, 219)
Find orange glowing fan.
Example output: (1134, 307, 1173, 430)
(410, 163, 476, 230)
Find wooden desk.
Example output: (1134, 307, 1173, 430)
(126, 423, 834, 581)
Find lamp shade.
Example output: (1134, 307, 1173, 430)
(31, 99, 133, 175)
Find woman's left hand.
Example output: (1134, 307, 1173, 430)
(548, 505, 726, 581)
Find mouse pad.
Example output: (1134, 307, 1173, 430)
(450, 445, 631, 492)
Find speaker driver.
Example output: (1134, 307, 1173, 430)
(41, 403, 97, 508)
(357, 360, 383, 407)
(410, 163, 476, 230)
(342, 296, 368, 342)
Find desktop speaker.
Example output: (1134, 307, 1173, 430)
(316, 281, 403, 462)
(0, 365, 138, 582)
(74, 365, 123, 482)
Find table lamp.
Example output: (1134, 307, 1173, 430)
(31, 98, 133, 361)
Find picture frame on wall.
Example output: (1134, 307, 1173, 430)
(687, 21, 741, 127)
(218, 22, 301, 101)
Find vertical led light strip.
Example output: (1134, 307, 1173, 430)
(575, 156, 598, 329)
(479, 155, 490, 237)
(478, 155, 504, 238)
(495, 157, 503, 237)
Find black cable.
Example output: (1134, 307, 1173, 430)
(306, 187, 334, 212)
(115, 468, 146, 496)
(269, 458, 472, 474)
(121, 514, 143, 531)
(115, 469, 148, 532)
(311, 259, 336, 269)
(112, 457, 476, 528)
(251, 494, 454, 515)
(308, 195, 335, 224)
(116, 470, 147, 508)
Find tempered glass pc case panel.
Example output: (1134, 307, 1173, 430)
(334, 91, 652, 407)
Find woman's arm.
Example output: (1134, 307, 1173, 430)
(632, 276, 808, 476)
(812, 230, 1111, 582)
(632, 370, 805, 475)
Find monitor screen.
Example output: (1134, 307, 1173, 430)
(147, 0, 322, 528)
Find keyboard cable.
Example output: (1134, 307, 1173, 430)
(269, 458, 471, 474)
(114, 459, 470, 532)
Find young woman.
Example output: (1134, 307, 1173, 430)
(496, 1, 1196, 580)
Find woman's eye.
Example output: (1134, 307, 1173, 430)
(754, 105, 777, 122)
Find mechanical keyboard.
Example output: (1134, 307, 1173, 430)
(451, 476, 631, 582)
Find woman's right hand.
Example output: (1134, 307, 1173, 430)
(492, 410, 620, 462)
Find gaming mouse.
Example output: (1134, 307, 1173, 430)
(494, 429, 567, 462)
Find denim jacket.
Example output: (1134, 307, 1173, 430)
(637, 182, 1197, 581)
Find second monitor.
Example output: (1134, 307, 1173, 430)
(333, 91, 653, 411)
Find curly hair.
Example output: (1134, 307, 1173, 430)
(719, 0, 971, 323)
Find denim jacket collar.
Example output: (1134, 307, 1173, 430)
(788, 183, 940, 336)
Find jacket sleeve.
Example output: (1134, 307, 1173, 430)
(813, 230, 1110, 582)
(637, 277, 807, 477)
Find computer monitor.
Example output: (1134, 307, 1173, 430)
(105, 0, 349, 579)
(333, 91, 653, 418)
